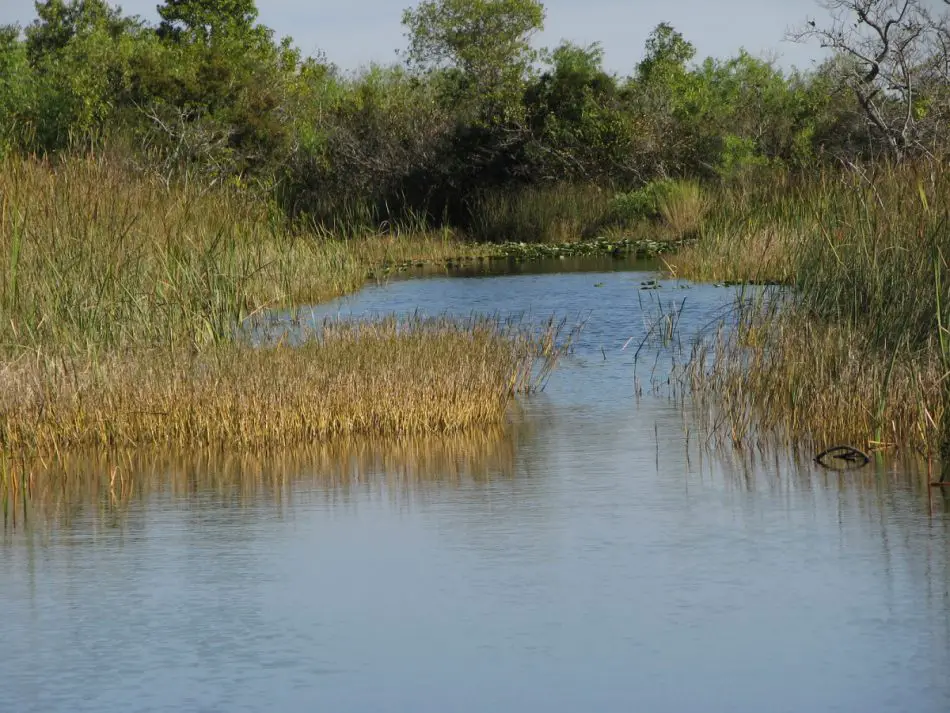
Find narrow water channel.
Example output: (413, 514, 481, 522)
(3, 257, 949, 713)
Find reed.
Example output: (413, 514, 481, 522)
(0, 315, 568, 453)
(466, 183, 614, 243)
(656, 179, 709, 238)
(664, 224, 796, 284)
(0, 155, 572, 452)
(665, 171, 810, 283)
(0, 154, 492, 356)
(685, 298, 945, 454)
(674, 162, 950, 455)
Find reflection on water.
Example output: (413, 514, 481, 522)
(3, 257, 950, 713)
(405, 253, 665, 279)
(0, 428, 531, 534)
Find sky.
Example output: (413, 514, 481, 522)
(0, 0, 834, 74)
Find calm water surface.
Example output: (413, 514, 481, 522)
(3, 257, 950, 713)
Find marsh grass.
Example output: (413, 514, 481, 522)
(656, 180, 709, 238)
(0, 316, 569, 453)
(466, 184, 613, 243)
(685, 298, 946, 454)
(673, 162, 950, 456)
(666, 173, 808, 283)
(2, 155, 351, 353)
(0, 155, 570, 452)
(665, 224, 796, 284)
(0, 155, 493, 356)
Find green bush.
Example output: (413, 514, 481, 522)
(604, 179, 676, 225)
(601, 179, 708, 237)
(4, 1, 947, 238)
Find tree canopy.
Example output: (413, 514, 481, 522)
(402, 0, 545, 118)
(2, 0, 948, 222)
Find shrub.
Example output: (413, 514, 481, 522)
(603, 179, 707, 237)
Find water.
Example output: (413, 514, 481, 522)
(3, 257, 950, 713)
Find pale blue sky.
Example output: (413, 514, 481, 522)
(1, 0, 831, 73)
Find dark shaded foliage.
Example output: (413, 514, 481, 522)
(2, 0, 947, 233)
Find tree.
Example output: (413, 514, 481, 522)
(790, 0, 950, 159)
(694, 52, 817, 173)
(636, 22, 695, 84)
(522, 41, 637, 181)
(0, 25, 36, 155)
(540, 41, 615, 110)
(401, 0, 545, 119)
(626, 24, 709, 177)
(157, 0, 260, 43)
(25, 0, 135, 63)
(139, 0, 293, 176)
(21, 2, 145, 151)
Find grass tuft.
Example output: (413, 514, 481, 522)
(672, 162, 950, 456)
(656, 180, 709, 238)
(466, 184, 613, 243)
(0, 316, 570, 452)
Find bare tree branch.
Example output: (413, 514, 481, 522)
(790, 0, 949, 159)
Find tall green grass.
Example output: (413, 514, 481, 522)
(656, 180, 709, 238)
(0, 155, 504, 356)
(465, 180, 711, 244)
(792, 165, 950, 351)
(0, 155, 363, 355)
(466, 184, 613, 243)
(675, 162, 950, 456)
(0, 155, 565, 452)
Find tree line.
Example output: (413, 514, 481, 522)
(1, 0, 948, 228)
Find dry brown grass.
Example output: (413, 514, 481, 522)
(665, 225, 797, 284)
(656, 180, 709, 238)
(687, 304, 945, 455)
(0, 317, 565, 453)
